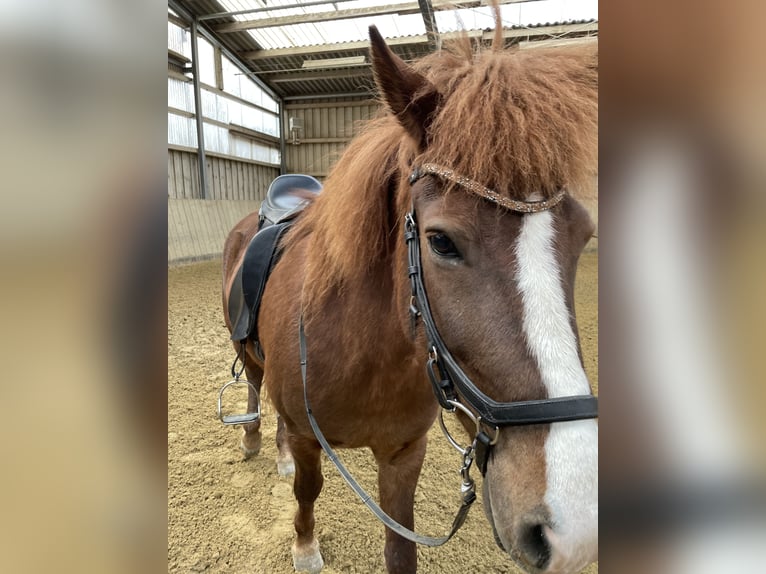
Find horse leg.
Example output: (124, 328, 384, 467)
(238, 359, 293, 472)
(239, 362, 263, 459)
(374, 436, 428, 574)
(289, 435, 324, 573)
(276, 414, 295, 476)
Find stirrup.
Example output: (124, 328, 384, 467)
(217, 378, 261, 425)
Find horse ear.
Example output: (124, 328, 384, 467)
(369, 25, 440, 149)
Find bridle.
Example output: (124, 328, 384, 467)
(298, 162, 598, 546)
(406, 163, 599, 474)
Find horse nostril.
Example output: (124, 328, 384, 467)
(518, 523, 551, 570)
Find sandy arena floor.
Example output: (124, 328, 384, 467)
(168, 251, 598, 573)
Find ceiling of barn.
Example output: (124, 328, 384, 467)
(169, 0, 598, 100)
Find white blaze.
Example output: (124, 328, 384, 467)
(514, 209, 599, 572)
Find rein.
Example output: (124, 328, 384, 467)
(299, 164, 598, 546)
(299, 317, 475, 547)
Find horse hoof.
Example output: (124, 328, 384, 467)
(239, 440, 260, 459)
(277, 454, 295, 477)
(292, 539, 323, 573)
(239, 430, 262, 459)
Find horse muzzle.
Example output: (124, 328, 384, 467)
(482, 478, 597, 574)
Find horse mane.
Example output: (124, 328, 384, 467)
(286, 40, 598, 311)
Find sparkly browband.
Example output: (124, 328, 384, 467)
(409, 163, 566, 214)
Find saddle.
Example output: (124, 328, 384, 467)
(227, 174, 322, 355)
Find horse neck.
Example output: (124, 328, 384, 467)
(348, 235, 417, 364)
(299, 216, 416, 371)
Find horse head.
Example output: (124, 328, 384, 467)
(370, 26, 598, 574)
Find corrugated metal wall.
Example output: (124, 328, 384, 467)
(168, 148, 279, 201)
(283, 98, 380, 179)
(168, 17, 284, 264)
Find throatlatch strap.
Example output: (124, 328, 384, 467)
(299, 315, 475, 547)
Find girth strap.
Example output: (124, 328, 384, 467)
(299, 315, 476, 547)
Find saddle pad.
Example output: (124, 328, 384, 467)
(228, 221, 292, 344)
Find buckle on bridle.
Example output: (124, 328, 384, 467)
(408, 295, 420, 333)
(427, 347, 456, 410)
(404, 212, 417, 235)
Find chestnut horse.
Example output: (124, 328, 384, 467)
(222, 27, 598, 574)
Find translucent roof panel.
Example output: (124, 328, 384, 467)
(219, 0, 423, 49)
(217, 0, 597, 50)
(516, 0, 598, 26)
(252, 14, 426, 50)
(436, 1, 598, 33)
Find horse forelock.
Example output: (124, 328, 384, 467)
(419, 42, 598, 201)
(285, 42, 598, 312)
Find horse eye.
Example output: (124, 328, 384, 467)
(428, 233, 460, 257)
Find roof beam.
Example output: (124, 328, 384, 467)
(241, 21, 598, 60)
(215, 3, 423, 32)
(214, 0, 535, 33)
(268, 68, 373, 84)
(199, 0, 360, 21)
(168, 12, 188, 29)
(242, 35, 414, 59)
(519, 36, 598, 50)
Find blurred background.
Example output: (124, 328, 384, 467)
(600, 1, 766, 572)
(0, 1, 166, 573)
(0, 0, 763, 572)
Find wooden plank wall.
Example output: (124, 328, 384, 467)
(168, 148, 279, 201)
(168, 148, 278, 263)
(284, 98, 380, 179)
(168, 199, 262, 264)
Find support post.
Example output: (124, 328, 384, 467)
(190, 18, 209, 199)
(417, 0, 440, 50)
(279, 101, 287, 175)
